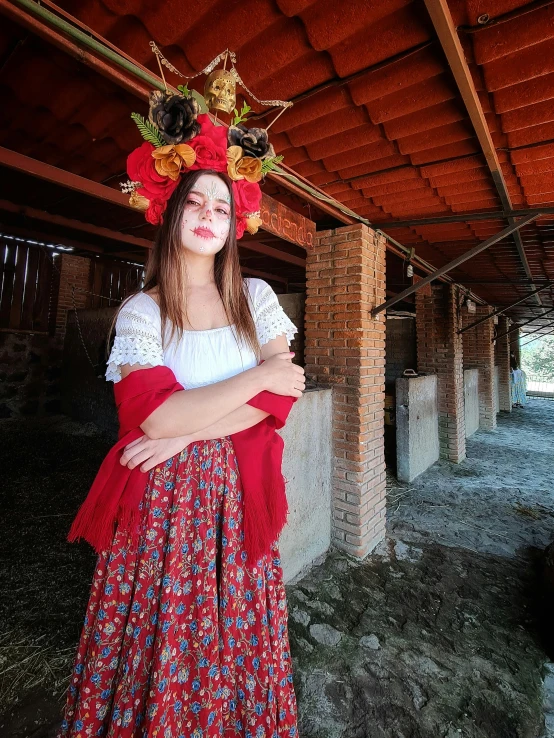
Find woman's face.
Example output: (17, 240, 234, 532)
(180, 173, 232, 255)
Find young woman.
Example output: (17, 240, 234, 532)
(59, 169, 304, 737)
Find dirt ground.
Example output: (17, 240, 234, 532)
(1, 402, 553, 737)
(287, 400, 554, 738)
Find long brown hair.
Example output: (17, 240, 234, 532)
(111, 169, 260, 359)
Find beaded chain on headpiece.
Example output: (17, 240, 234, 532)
(120, 46, 292, 239)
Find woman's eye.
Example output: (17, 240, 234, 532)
(217, 208, 229, 215)
(186, 199, 200, 206)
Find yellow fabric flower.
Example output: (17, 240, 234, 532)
(128, 190, 149, 212)
(151, 144, 196, 180)
(246, 214, 263, 235)
(227, 146, 263, 183)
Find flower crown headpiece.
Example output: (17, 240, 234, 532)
(121, 47, 291, 239)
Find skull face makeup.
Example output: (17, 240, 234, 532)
(181, 174, 232, 255)
(204, 69, 236, 114)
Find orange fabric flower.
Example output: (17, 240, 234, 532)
(151, 144, 196, 180)
(227, 146, 263, 183)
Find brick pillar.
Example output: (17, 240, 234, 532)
(416, 283, 466, 462)
(55, 254, 91, 338)
(304, 224, 386, 558)
(462, 305, 497, 430)
(496, 316, 512, 412)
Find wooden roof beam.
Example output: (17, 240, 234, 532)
(423, 0, 541, 305)
(0, 148, 312, 258)
(0, 198, 152, 249)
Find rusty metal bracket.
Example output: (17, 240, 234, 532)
(459, 282, 554, 334)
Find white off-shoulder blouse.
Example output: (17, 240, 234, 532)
(106, 277, 298, 388)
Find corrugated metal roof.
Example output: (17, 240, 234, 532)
(1, 0, 554, 322)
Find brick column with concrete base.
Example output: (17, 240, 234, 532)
(462, 306, 497, 430)
(496, 316, 512, 413)
(55, 254, 91, 338)
(416, 283, 466, 463)
(304, 223, 386, 559)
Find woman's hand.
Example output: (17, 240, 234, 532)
(258, 352, 306, 397)
(120, 434, 191, 472)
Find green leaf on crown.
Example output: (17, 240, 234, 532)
(177, 84, 190, 97)
(232, 103, 252, 126)
(130, 113, 166, 148)
(261, 155, 284, 175)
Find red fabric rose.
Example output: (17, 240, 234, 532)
(233, 180, 262, 217)
(127, 142, 179, 202)
(145, 199, 167, 226)
(197, 114, 228, 149)
(235, 215, 247, 240)
(188, 135, 227, 172)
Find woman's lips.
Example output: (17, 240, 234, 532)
(192, 227, 215, 239)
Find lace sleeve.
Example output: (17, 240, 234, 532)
(254, 282, 298, 347)
(106, 305, 164, 383)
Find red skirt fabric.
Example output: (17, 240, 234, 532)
(58, 437, 298, 738)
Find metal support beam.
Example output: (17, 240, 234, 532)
(423, 0, 541, 305)
(459, 282, 554, 334)
(371, 214, 539, 316)
(494, 306, 554, 341)
(520, 325, 554, 348)
(505, 312, 554, 343)
(373, 207, 554, 229)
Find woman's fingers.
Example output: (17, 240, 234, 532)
(139, 457, 159, 473)
(121, 442, 154, 468)
(125, 435, 146, 450)
(126, 447, 155, 469)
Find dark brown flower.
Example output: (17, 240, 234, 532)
(148, 91, 200, 145)
(227, 124, 274, 159)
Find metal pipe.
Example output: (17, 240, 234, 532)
(520, 325, 554, 348)
(494, 306, 554, 341)
(6, 0, 166, 92)
(371, 214, 539, 316)
(506, 312, 554, 342)
(459, 282, 554, 334)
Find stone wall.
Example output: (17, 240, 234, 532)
(279, 388, 333, 582)
(464, 368, 480, 438)
(395, 374, 439, 483)
(0, 332, 63, 418)
(62, 308, 118, 436)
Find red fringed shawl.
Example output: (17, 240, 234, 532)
(68, 366, 297, 562)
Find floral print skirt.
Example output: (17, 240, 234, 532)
(59, 437, 297, 738)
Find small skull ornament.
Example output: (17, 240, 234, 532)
(204, 69, 236, 114)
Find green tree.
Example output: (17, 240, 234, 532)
(521, 335, 554, 380)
